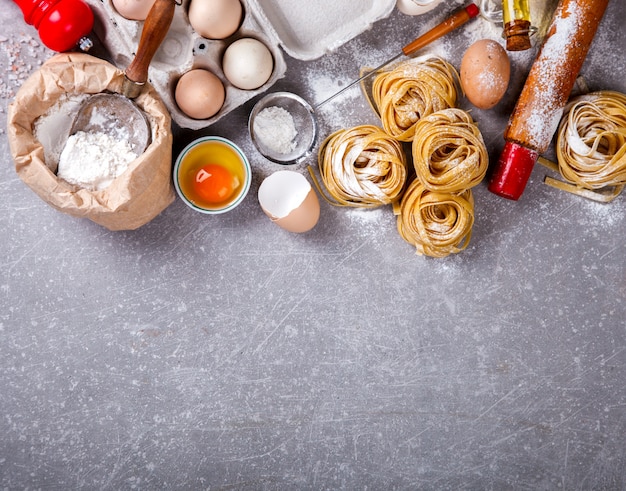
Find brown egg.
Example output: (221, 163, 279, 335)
(460, 39, 510, 110)
(175, 69, 225, 120)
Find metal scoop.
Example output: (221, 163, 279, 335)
(71, 0, 176, 154)
(70, 93, 151, 154)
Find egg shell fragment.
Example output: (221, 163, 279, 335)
(258, 171, 320, 233)
(460, 39, 511, 110)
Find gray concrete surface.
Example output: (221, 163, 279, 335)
(2, 0, 625, 489)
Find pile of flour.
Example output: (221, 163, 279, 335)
(57, 131, 138, 191)
(253, 106, 298, 154)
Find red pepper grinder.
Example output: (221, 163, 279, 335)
(14, 0, 95, 52)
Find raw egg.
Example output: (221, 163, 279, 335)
(175, 69, 225, 120)
(222, 38, 273, 90)
(188, 0, 243, 39)
(174, 137, 251, 214)
(112, 0, 156, 20)
(460, 39, 510, 110)
(193, 164, 240, 204)
(258, 171, 320, 233)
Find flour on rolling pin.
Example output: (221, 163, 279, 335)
(513, 7, 583, 151)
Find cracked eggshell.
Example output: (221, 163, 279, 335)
(258, 171, 320, 233)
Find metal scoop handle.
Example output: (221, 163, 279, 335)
(122, 0, 176, 98)
(314, 3, 479, 109)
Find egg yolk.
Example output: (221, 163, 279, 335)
(193, 164, 238, 204)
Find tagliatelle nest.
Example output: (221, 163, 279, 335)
(316, 125, 408, 207)
(556, 90, 626, 189)
(397, 178, 474, 258)
(372, 57, 460, 142)
(412, 108, 488, 193)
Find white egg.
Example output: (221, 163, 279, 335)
(188, 0, 243, 39)
(112, 0, 157, 21)
(222, 38, 273, 91)
(258, 171, 320, 233)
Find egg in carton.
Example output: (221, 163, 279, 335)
(85, 0, 287, 130)
(85, 0, 396, 130)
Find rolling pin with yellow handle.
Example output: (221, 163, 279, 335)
(488, 0, 610, 201)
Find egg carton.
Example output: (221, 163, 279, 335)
(85, 0, 395, 130)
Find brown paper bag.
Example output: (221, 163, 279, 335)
(7, 52, 175, 231)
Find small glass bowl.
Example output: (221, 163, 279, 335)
(248, 91, 317, 165)
(479, 0, 503, 24)
(173, 136, 251, 214)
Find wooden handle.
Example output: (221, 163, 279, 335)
(125, 0, 176, 85)
(401, 4, 479, 56)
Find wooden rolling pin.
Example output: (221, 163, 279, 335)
(488, 0, 610, 200)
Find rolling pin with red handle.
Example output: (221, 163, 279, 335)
(488, 0, 610, 201)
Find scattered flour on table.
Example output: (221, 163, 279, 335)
(345, 207, 393, 243)
(579, 200, 625, 229)
(253, 106, 298, 154)
(57, 131, 137, 191)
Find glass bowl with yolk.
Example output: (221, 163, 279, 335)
(174, 136, 251, 214)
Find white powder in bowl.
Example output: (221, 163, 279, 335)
(57, 131, 138, 191)
(253, 106, 298, 155)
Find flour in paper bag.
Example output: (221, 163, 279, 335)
(57, 131, 137, 191)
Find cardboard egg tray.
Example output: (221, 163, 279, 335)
(85, 0, 395, 130)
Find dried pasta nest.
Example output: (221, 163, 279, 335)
(372, 56, 460, 142)
(317, 124, 408, 207)
(397, 179, 474, 258)
(556, 90, 626, 189)
(412, 108, 488, 193)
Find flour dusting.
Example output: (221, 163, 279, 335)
(518, 3, 580, 150)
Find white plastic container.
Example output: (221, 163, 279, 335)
(85, 0, 395, 129)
